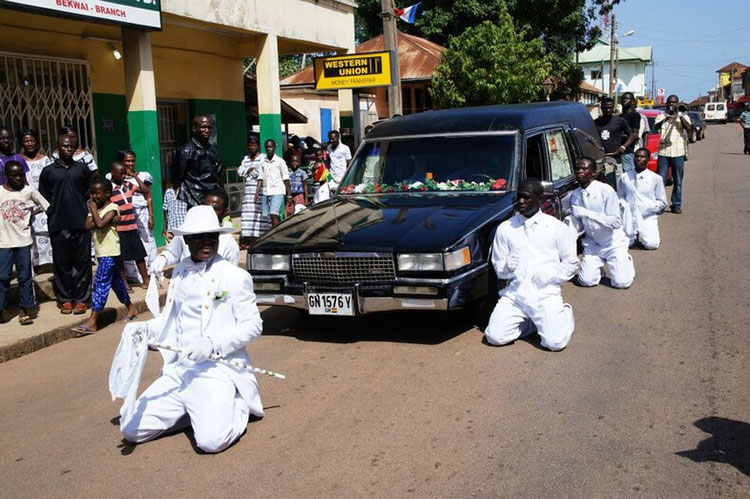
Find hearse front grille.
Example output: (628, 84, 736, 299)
(292, 253, 396, 284)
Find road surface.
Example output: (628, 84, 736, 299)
(1, 123, 749, 498)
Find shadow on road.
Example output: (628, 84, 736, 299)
(260, 307, 478, 345)
(676, 416, 750, 476)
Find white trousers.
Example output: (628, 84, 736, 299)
(485, 294, 574, 352)
(629, 216, 660, 250)
(121, 368, 250, 453)
(578, 244, 635, 289)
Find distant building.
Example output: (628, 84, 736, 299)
(716, 62, 747, 102)
(576, 40, 653, 98)
(579, 81, 606, 105)
(280, 31, 445, 139)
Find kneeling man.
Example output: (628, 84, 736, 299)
(120, 205, 264, 453)
(616, 147, 667, 249)
(485, 178, 579, 351)
(570, 157, 635, 289)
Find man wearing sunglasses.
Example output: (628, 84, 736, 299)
(119, 205, 265, 453)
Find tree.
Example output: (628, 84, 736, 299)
(430, 5, 551, 108)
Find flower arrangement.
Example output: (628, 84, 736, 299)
(338, 177, 507, 194)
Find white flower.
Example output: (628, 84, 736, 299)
(408, 181, 424, 189)
(436, 182, 453, 191)
(354, 183, 367, 193)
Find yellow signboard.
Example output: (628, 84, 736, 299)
(314, 51, 394, 90)
(638, 98, 655, 107)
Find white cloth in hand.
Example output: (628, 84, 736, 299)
(572, 205, 590, 220)
(182, 337, 214, 363)
(149, 255, 167, 275)
(110, 322, 151, 422)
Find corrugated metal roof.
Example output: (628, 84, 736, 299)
(580, 81, 605, 95)
(280, 31, 445, 88)
(577, 43, 652, 64)
(716, 61, 747, 73)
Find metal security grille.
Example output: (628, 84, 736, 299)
(157, 101, 178, 180)
(0, 52, 95, 156)
(292, 254, 396, 283)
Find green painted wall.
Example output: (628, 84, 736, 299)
(188, 99, 247, 168)
(127, 109, 165, 246)
(92, 93, 128, 175)
(259, 113, 283, 153)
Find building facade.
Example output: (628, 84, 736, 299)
(0, 0, 356, 241)
(577, 40, 652, 99)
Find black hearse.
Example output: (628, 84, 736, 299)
(248, 101, 604, 317)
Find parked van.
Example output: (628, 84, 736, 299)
(703, 101, 727, 123)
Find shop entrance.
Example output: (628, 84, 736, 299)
(0, 52, 95, 156)
(157, 100, 189, 184)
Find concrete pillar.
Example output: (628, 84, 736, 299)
(256, 33, 283, 149)
(122, 28, 164, 246)
(337, 46, 356, 134)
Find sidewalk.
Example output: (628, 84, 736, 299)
(0, 217, 247, 363)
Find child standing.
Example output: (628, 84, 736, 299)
(162, 181, 186, 242)
(288, 154, 308, 214)
(73, 179, 136, 334)
(110, 161, 150, 289)
(254, 138, 291, 227)
(0, 161, 49, 325)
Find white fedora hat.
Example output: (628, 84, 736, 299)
(172, 205, 235, 236)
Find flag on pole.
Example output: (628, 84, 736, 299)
(393, 2, 421, 24)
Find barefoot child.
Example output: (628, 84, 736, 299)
(73, 179, 136, 334)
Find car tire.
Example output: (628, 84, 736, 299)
(466, 274, 500, 331)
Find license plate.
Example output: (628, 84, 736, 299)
(307, 293, 354, 316)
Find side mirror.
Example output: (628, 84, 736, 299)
(540, 181, 555, 197)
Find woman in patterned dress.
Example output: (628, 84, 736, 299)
(18, 128, 53, 267)
(238, 136, 270, 249)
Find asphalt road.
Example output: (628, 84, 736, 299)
(1, 123, 749, 498)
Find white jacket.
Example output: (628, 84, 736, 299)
(145, 255, 264, 417)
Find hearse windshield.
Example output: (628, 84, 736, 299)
(338, 134, 515, 194)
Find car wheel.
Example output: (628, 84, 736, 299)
(466, 274, 500, 331)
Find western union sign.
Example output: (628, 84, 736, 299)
(314, 51, 394, 90)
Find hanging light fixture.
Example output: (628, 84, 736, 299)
(110, 44, 122, 60)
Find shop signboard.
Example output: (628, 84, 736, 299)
(1, 0, 162, 30)
(314, 51, 394, 91)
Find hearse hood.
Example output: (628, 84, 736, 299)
(252, 193, 515, 254)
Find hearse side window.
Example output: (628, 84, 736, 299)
(525, 133, 547, 181)
(341, 135, 515, 189)
(546, 129, 573, 182)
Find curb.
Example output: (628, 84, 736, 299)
(0, 296, 164, 364)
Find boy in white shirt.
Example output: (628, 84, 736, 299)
(254, 139, 291, 227)
(617, 147, 667, 250)
(569, 157, 635, 289)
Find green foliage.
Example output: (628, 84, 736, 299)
(430, 5, 551, 107)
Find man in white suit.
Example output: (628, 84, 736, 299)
(120, 205, 264, 453)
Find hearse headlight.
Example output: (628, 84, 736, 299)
(397, 253, 443, 272)
(250, 253, 290, 271)
(443, 246, 471, 272)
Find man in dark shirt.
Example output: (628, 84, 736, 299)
(171, 115, 223, 209)
(618, 92, 642, 174)
(594, 97, 636, 189)
(38, 134, 93, 314)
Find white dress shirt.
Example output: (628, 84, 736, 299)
(569, 180, 629, 250)
(617, 169, 667, 220)
(491, 210, 579, 303)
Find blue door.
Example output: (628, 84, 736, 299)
(320, 108, 332, 142)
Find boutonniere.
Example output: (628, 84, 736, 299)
(214, 290, 229, 300)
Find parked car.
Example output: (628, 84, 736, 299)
(688, 111, 705, 142)
(247, 102, 605, 317)
(703, 102, 727, 123)
(638, 108, 665, 173)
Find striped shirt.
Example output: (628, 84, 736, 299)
(110, 181, 138, 232)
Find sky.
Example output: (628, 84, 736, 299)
(609, 0, 749, 101)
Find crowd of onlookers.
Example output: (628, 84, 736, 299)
(0, 115, 351, 330)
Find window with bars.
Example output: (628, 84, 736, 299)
(0, 52, 95, 157)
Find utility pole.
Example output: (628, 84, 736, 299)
(381, 0, 402, 117)
(609, 14, 616, 98)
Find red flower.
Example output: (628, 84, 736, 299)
(491, 178, 507, 190)
(340, 184, 355, 194)
(374, 184, 383, 193)
(385, 186, 394, 192)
